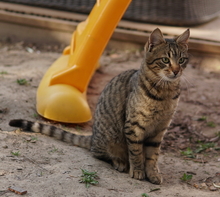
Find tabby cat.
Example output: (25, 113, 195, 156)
(9, 28, 190, 184)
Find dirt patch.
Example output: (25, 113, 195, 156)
(0, 42, 220, 197)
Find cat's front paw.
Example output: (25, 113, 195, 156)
(129, 169, 145, 180)
(147, 172, 163, 185)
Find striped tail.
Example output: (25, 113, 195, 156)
(9, 119, 91, 149)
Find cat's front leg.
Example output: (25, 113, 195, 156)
(124, 125, 145, 180)
(144, 131, 165, 184)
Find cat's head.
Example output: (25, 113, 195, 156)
(144, 28, 190, 82)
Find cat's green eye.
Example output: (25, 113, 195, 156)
(179, 58, 185, 64)
(162, 57, 170, 64)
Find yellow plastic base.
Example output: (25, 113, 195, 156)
(36, 55, 92, 123)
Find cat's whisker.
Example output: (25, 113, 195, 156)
(182, 74, 194, 88)
(181, 75, 194, 98)
(150, 77, 163, 91)
(161, 76, 170, 88)
(181, 76, 189, 92)
(182, 76, 190, 97)
(182, 73, 194, 85)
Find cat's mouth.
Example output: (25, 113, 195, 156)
(161, 74, 181, 82)
(158, 68, 182, 82)
(169, 74, 180, 79)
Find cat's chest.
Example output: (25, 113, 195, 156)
(132, 99, 178, 136)
(131, 89, 178, 111)
(151, 99, 178, 113)
(127, 94, 178, 123)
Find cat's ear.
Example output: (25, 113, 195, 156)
(175, 29, 190, 46)
(145, 28, 166, 52)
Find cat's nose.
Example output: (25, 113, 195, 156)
(173, 70, 179, 76)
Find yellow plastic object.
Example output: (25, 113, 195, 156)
(37, 0, 132, 123)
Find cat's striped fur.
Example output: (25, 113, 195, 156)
(9, 28, 190, 184)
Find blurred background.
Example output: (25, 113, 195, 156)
(0, 0, 220, 53)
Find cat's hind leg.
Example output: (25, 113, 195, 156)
(108, 142, 129, 172)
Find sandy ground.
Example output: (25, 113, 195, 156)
(0, 42, 220, 197)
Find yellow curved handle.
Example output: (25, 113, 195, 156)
(49, 0, 132, 93)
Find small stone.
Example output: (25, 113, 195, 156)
(36, 170, 43, 177)
(0, 170, 6, 176)
(178, 143, 188, 150)
(209, 186, 218, 191)
(8, 186, 27, 195)
(216, 173, 220, 176)
(193, 183, 199, 189)
(25, 137, 32, 142)
(2, 145, 8, 149)
(205, 182, 212, 187)
(200, 183, 207, 189)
